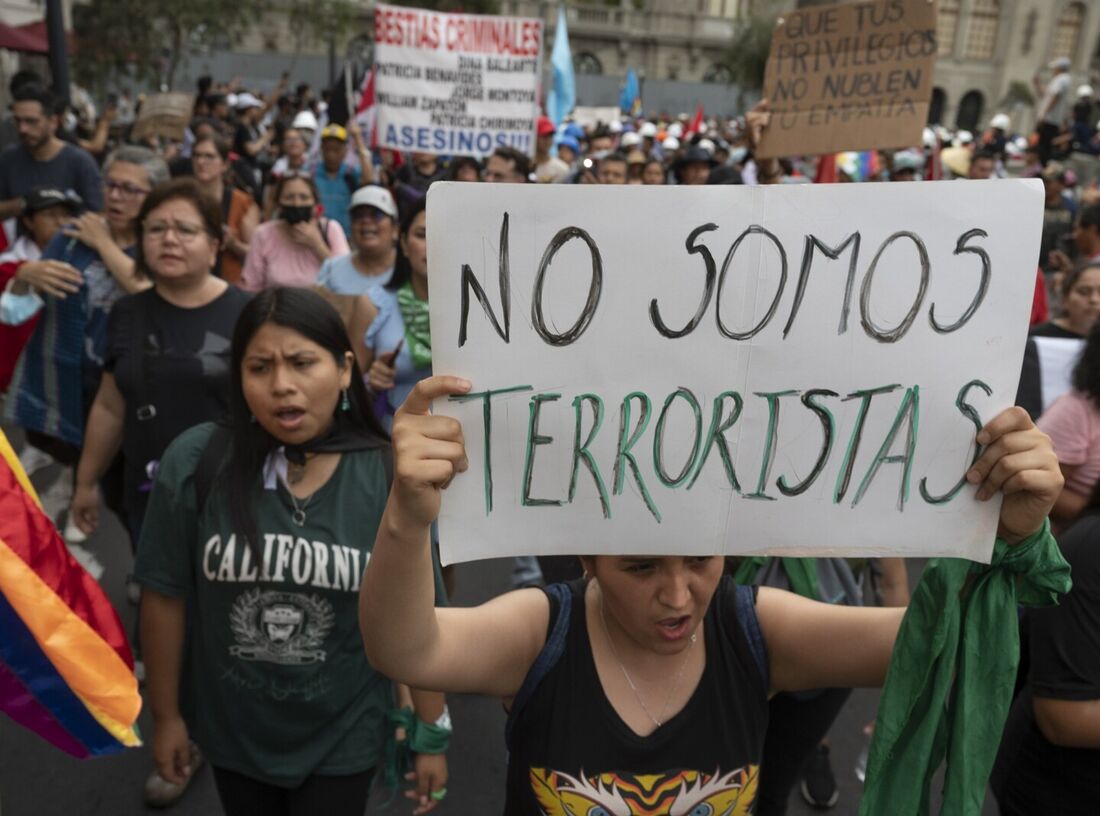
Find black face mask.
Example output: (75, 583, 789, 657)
(281, 205, 313, 224)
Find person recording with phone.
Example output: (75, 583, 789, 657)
(240, 172, 348, 291)
(347, 198, 428, 431)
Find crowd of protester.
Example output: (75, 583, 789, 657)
(0, 54, 1096, 814)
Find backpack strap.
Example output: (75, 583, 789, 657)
(344, 167, 360, 195)
(735, 584, 769, 692)
(504, 581, 572, 752)
(193, 424, 234, 515)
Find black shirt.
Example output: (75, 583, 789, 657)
(1015, 323, 1085, 420)
(505, 577, 767, 814)
(994, 515, 1100, 814)
(105, 285, 251, 523)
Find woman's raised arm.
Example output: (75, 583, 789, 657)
(360, 376, 551, 698)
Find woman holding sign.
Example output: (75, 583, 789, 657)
(360, 375, 1063, 814)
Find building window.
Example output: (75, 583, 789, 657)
(938, 0, 960, 57)
(702, 63, 733, 84)
(1051, 2, 1085, 62)
(956, 90, 984, 131)
(964, 0, 1000, 60)
(575, 52, 603, 75)
(929, 87, 946, 125)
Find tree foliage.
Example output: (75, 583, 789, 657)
(72, 0, 361, 90)
(723, 16, 776, 92)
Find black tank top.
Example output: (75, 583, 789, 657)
(504, 576, 768, 814)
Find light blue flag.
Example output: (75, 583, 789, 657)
(620, 68, 640, 115)
(547, 5, 575, 127)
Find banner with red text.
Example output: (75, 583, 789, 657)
(372, 2, 542, 157)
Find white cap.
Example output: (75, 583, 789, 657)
(667, 122, 683, 138)
(234, 92, 263, 110)
(620, 131, 641, 148)
(348, 185, 397, 218)
(608, 120, 623, 134)
(639, 122, 657, 138)
(697, 138, 716, 155)
(990, 113, 1010, 130)
(662, 136, 680, 150)
(1050, 56, 1072, 70)
(1078, 84, 1095, 98)
(292, 110, 319, 131)
(922, 127, 937, 147)
(954, 130, 973, 146)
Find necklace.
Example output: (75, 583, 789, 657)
(285, 484, 314, 526)
(598, 592, 698, 729)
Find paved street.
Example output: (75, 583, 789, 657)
(0, 432, 996, 815)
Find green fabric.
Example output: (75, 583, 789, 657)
(734, 556, 820, 600)
(396, 281, 432, 369)
(383, 707, 416, 793)
(382, 707, 452, 792)
(134, 422, 448, 787)
(859, 520, 1071, 816)
(409, 712, 452, 754)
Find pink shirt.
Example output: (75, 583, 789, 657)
(240, 219, 349, 291)
(1038, 390, 1100, 497)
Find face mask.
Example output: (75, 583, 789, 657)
(281, 205, 313, 224)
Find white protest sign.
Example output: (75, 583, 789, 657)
(427, 181, 1043, 565)
(372, 2, 542, 157)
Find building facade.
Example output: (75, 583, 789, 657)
(497, 0, 1100, 131)
(8, 0, 1094, 132)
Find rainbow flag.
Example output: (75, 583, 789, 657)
(0, 430, 141, 757)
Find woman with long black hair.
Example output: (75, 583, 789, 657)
(134, 287, 449, 815)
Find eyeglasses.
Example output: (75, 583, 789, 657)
(144, 220, 208, 242)
(105, 179, 151, 199)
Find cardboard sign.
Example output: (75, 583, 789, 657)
(372, 2, 542, 157)
(757, 0, 938, 158)
(426, 180, 1043, 565)
(131, 92, 195, 143)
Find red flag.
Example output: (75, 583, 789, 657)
(353, 66, 377, 148)
(813, 153, 838, 184)
(686, 104, 704, 137)
(926, 138, 943, 181)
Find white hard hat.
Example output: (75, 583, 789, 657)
(620, 131, 641, 148)
(233, 92, 263, 110)
(608, 119, 623, 134)
(922, 127, 937, 147)
(667, 122, 683, 138)
(1078, 84, 1095, 99)
(697, 138, 716, 155)
(662, 136, 680, 150)
(639, 122, 657, 138)
(954, 130, 973, 146)
(990, 113, 1010, 130)
(291, 110, 319, 131)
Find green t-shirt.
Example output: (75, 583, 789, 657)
(135, 422, 440, 787)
